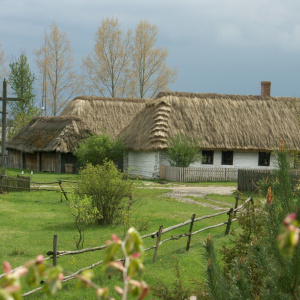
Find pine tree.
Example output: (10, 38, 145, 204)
(8, 53, 39, 137)
(204, 144, 300, 299)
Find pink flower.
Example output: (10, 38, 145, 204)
(283, 213, 297, 226)
(3, 261, 11, 274)
(36, 255, 44, 264)
(131, 252, 141, 259)
(111, 234, 120, 243)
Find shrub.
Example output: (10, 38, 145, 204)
(68, 193, 100, 249)
(76, 161, 133, 225)
(74, 132, 125, 166)
(166, 133, 201, 167)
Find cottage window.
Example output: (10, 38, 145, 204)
(222, 151, 233, 165)
(202, 150, 214, 164)
(258, 152, 270, 166)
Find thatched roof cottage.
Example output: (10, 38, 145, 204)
(6, 96, 147, 173)
(6, 116, 93, 173)
(120, 82, 300, 179)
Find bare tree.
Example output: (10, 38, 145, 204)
(35, 22, 79, 115)
(82, 17, 132, 97)
(130, 21, 177, 99)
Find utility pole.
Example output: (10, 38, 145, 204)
(0, 79, 22, 169)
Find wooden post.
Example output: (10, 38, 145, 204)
(234, 192, 240, 217)
(153, 225, 163, 262)
(1, 79, 7, 169)
(225, 208, 234, 235)
(53, 235, 58, 266)
(59, 180, 68, 201)
(0, 79, 23, 169)
(186, 214, 196, 251)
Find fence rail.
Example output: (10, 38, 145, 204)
(0, 196, 253, 297)
(160, 165, 238, 182)
(0, 175, 30, 192)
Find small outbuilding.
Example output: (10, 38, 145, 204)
(6, 96, 147, 173)
(6, 116, 92, 173)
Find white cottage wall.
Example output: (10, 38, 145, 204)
(126, 151, 160, 179)
(161, 151, 276, 169)
(124, 150, 278, 179)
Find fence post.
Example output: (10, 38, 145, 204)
(234, 192, 240, 217)
(53, 235, 58, 266)
(186, 214, 196, 251)
(153, 225, 163, 262)
(59, 181, 68, 201)
(225, 208, 233, 235)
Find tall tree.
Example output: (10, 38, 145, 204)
(130, 21, 177, 99)
(8, 53, 39, 136)
(35, 22, 79, 116)
(82, 17, 132, 97)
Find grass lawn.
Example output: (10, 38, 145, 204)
(0, 169, 253, 299)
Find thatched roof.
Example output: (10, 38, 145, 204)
(119, 91, 300, 152)
(60, 96, 147, 137)
(6, 116, 92, 153)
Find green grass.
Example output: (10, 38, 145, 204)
(0, 169, 251, 299)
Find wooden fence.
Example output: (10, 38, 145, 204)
(0, 175, 30, 192)
(0, 197, 253, 297)
(160, 165, 238, 182)
(238, 169, 300, 192)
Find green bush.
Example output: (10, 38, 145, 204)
(166, 133, 201, 167)
(76, 161, 133, 225)
(74, 132, 125, 166)
(204, 148, 300, 299)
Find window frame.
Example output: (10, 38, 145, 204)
(202, 150, 214, 165)
(222, 151, 234, 165)
(258, 152, 271, 167)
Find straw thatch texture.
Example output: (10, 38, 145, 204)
(6, 116, 92, 153)
(120, 92, 300, 151)
(60, 96, 147, 137)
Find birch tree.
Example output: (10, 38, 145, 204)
(82, 17, 131, 97)
(130, 21, 177, 99)
(35, 22, 79, 115)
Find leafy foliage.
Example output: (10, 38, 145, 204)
(1, 228, 148, 299)
(204, 147, 300, 299)
(77, 161, 133, 225)
(166, 133, 201, 167)
(74, 132, 125, 167)
(68, 193, 100, 249)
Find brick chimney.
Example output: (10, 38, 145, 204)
(261, 81, 271, 97)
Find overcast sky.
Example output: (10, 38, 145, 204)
(1, 0, 300, 101)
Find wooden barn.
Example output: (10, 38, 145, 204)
(6, 116, 92, 173)
(6, 96, 147, 173)
(119, 83, 300, 179)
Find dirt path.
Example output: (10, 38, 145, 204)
(165, 186, 236, 210)
(141, 184, 237, 210)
